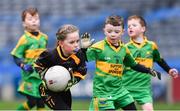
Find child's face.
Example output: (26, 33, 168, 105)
(23, 13, 40, 32)
(104, 24, 124, 46)
(59, 31, 80, 57)
(127, 19, 145, 38)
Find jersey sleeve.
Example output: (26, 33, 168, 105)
(11, 36, 27, 58)
(152, 42, 161, 62)
(152, 42, 171, 72)
(86, 46, 103, 62)
(73, 50, 87, 80)
(34, 50, 52, 77)
(42, 33, 48, 47)
(86, 40, 104, 62)
(86, 47, 97, 61)
(123, 47, 137, 67)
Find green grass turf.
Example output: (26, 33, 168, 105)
(0, 99, 180, 110)
(0, 99, 90, 110)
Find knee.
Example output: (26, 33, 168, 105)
(142, 103, 153, 111)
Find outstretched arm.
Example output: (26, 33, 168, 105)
(131, 64, 161, 80)
(34, 50, 51, 79)
(157, 58, 178, 78)
(65, 50, 87, 91)
(124, 48, 161, 80)
(152, 42, 178, 78)
(13, 55, 33, 73)
(80, 32, 95, 49)
(80, 32, 95, 62)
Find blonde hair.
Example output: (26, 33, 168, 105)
(56, 24, 79, 41)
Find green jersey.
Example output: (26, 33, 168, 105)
(123, 37, 161, 90)
(86, 38, 137, 97)
(11, 31, 48, 97)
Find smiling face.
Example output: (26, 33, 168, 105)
(58, 31, 80, 57)
(127, 17, 146, 39)
(104, 24, 124, 46)
(23, 13, 40, 32)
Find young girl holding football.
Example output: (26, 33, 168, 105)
(34, 24, 87, 110)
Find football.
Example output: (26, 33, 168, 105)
(44, 65, 71, 92)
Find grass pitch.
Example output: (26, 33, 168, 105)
(0, 99, 180, 110)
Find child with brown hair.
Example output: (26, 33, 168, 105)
(123, 15, 178, 111)
(11, 7, 47, 110)
(82, 15, 161, 111)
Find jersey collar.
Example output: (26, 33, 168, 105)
(130, 36, 148, 48)
(105, 38, 123, 52)
(56, 46, 80, 65)
(56, 46, 71, 61)
(24, 30, 41, 40)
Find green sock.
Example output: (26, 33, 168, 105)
(17, 102, 30, 110)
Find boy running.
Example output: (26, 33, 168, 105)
(81, 15, 161, 111)
(11, 7, 47, 110)
(122, 15, 179, 111)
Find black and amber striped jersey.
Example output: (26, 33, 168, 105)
(34, 46, 87, 81)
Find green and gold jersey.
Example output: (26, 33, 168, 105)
(86, 38, 137, 97)
(11, 31, 48, 80)
(122, 37, 161, 90)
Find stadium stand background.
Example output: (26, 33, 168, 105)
(0, 0, 180, 102)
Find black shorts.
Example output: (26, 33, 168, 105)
(39, 83, 72, 110)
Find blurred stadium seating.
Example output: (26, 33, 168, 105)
(0, 0, 180, 101)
